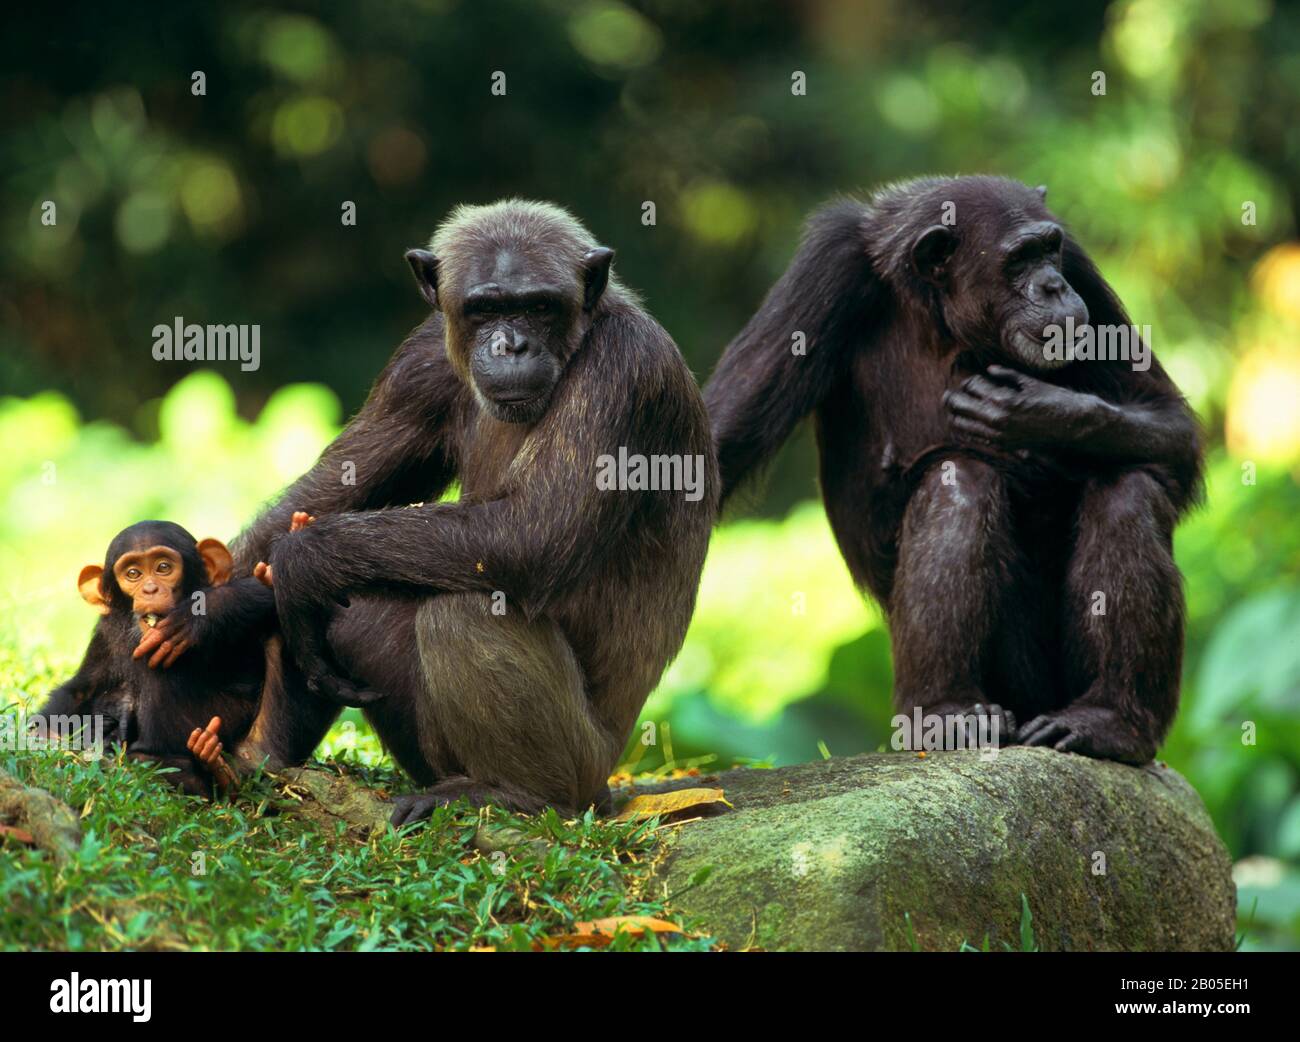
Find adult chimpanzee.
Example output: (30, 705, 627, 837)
(37, 521, 276, 795)
(197, 200, 715, 822)
(705, 176, 1202, 764)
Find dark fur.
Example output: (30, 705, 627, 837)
(705, 176, 1202, 763)
(228, 200, 718, 818)
(38, 521, 276, 795)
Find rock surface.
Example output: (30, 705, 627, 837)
(640, 747, 1236, 951)
(0, 766, 83, 864)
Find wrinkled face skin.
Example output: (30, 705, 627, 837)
(113, 545, 185, 621)
(991, 219, 1089, 370)
(455, 247, 573, 424)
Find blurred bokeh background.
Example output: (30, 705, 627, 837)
(3, 1, 1298, 947)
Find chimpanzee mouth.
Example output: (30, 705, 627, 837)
(491, 389, 539, 405)
(1008, 328, 1069, 370)
(140, 613, 161, 629)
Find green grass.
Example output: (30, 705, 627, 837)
(0, 655, 714, 952)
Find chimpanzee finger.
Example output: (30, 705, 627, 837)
(146, 640, 174, 670)
(133, 627, 163, 660)
(254, 562, 274, 587)
(312, 671, 385, 707)
(984, 364, 1025, 387)
(1020, 718, 1069, 747)
(187, 728, 203, 752)
(390, 793, 439, 827)
(946, 390, 1007, 427)
(1055, 733, 1084, 753)
(962, 374, 1014, 401)
(951, 416, 1001, 444)
(160, 638, 190, 669)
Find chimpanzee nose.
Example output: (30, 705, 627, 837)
(506, 329, 530, 355)
(142, 580, 159, 594)
(1039, 273, 1066, 297)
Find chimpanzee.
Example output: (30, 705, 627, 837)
(705, 176, 1202, 764)
(37, 521, 278, 795)
(187, 199, 719, 822)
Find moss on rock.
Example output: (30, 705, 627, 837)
(644, 747, 1235, 951)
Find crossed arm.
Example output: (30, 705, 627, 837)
(945, 364, 1203, 509)
(266, 363, 644, 702)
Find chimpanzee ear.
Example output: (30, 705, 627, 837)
(405, 249, 441, 310)
(911, 225, 957, 284)
(196, 538, 234, 586)
(582, 247, 615, 310)
(78, 565, 110, 615)
(1035, 184, 1048, 201)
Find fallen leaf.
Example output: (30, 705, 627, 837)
(0, 824, 36, 845)
(616, 787, 731, 822)
(541, 915, 684, 949)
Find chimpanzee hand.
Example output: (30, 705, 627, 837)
(946, 364, 1110, 452)
(134, 603, 208, 669)
(268, 525, 383, 708)
(1019, 705, 1155, 765)
(253, 511, 316, 587)
(187, 715, 238, 793)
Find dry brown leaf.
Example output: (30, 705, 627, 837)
(616, 787, 731, 822)
(0, 824, 36, 845)
(541, 915, 684, 949)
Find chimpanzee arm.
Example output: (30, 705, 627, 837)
(948, 367, 1203, 512)
(705, 200, 880, 505)
(230, 318, 463, 574)
(38, 627, 118, 715)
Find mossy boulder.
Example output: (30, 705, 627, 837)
(643, 747, 1235, 951)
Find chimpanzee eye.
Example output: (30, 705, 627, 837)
(126, 568, 142, 580)
(156, 561, 171, 573)
(531, 301, 551, 313)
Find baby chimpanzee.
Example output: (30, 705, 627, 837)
(37, 520, 278, 796)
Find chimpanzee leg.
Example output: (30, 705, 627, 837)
(389, 592, 620, 825)
(1020, 469, 1183, 763)
(888, 456, 1020, 745)
(232, 635, 338, 772)
(322, 596, 438, 785)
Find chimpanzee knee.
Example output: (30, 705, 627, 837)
(411, 593, 616, 813)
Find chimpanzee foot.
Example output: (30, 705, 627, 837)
(390, 777, 516, 826)
(1019, 704, 1154, 764)
(900, 700, 1018, 750)
(390, 776, 584, 825)
(389, 791, 448, 827)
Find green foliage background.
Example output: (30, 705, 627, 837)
(3, 1, 1299, 948)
